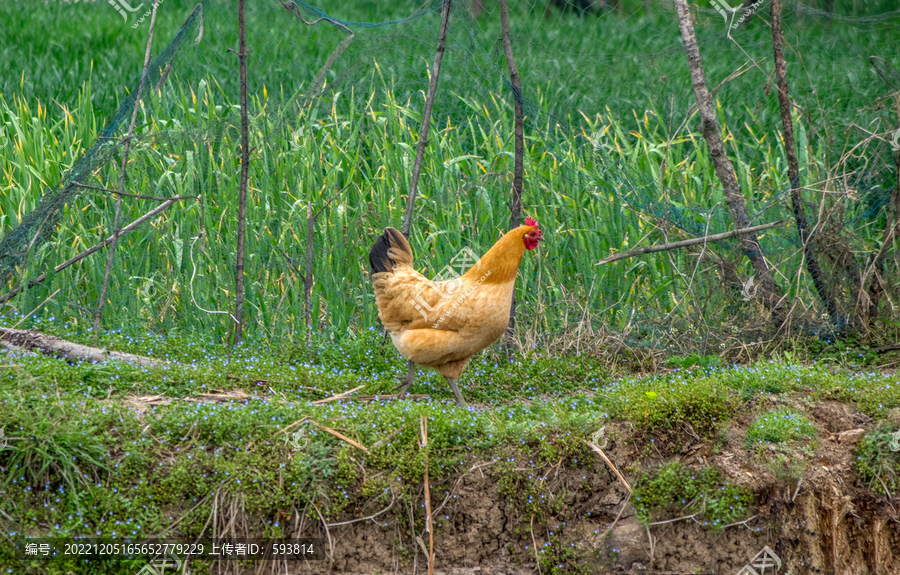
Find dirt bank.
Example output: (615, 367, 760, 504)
(234, 400, 900, 574)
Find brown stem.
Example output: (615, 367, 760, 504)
(401, 0, 453, 238)
(500, 0, 524, 230)
(500, 0, 524, 345)
(94, 1, 159, 337)
(234, 0, 250, 344)
(672, 0, 783, 314)
(771, 0, 840, 326)
(305, 203, 314, 348)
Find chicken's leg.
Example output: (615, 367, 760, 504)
(393, 359, 416, 397)
(445, 376, 467, 407)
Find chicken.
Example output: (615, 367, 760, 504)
(369, 218, 543, 406)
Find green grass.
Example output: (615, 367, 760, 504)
(856, 424, 900, 498)
(1, 319, 899, 572)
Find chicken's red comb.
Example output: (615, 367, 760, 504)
(524, 217, 539, 230)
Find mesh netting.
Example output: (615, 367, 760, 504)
(1, 0, 898, 351)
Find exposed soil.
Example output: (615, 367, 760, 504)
(187, 398, 900, 575)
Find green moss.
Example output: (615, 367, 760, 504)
(632, 462, 754, 530)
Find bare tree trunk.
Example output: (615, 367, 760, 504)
(672, 0, 783, 313)
(234, 0, 250, 345)
(401, 0, 453, 238)
(93, 1, 159, 338)
(771, 0, 840, 326)
(500, 0, 524, 346)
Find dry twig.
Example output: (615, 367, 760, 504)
(309, 385, 365, 405)
(420, 416, 435, 574)
(597, 221, 787, 265)
(583, 439, 632, 493)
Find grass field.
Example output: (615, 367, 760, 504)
(0, 0, 898, 343)
(2, 0, 900, 572)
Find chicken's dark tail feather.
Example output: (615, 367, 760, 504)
(369, 227, 413, 275)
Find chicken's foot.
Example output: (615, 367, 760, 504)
(445, 377, 467, 407)
(393, 359, 416, 397)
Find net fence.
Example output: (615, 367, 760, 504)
(1, 0, 898, 354)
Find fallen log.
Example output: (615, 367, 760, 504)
(0, 328, 166, 368)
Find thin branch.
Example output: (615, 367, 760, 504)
(421, 416, 435, 575)
(720, 514, 759, 529)
(596, 221, 787, 265)
(401, 0, 452, 238)
(233, 0, 250, 345)
(607, 491, 632, 534)
(0, 199, 178, 305)
(530, 516, 542, 575)
(771, 0, 839, 325)
(323, 489, 396, 527)
(500, 0, 524, 347)
(304, 203, 314, 345)
(869, 56, 900, 93)
(72, 182, 196, 202)
(310, 502, 334, 564)
(155, 492, 213, 537)
(499, 0, 524, 229)
(792, 475, 803, 502)
(309, 385, 365, 406)
(7, 290, 61, 331)
(305, 417, 369, 453)
(94, 0, 159, 336)
(672, 0, 783, 314)
(646, 513, 697, 526)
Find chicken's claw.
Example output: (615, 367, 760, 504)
(393, 359, 416, 397)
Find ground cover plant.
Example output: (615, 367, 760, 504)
(1, 317, 900, 572)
